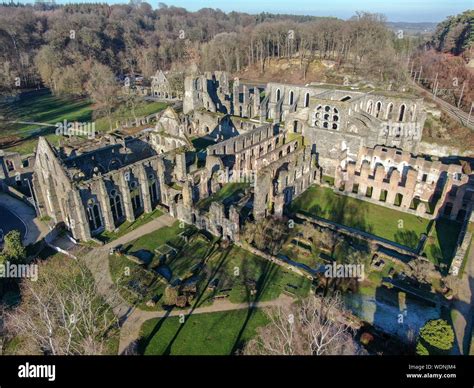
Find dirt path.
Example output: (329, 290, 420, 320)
(452, 242, 474, 355)
(80, 213, 292, 355)
(81, 214, 176, 346)
(118, 294, 294, 354)
(103, 214, 175, 249)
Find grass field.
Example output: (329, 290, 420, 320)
(0, 89, 167, 154)
(109, 221, 311, 310)
(138, 309, 268, 355)
(198, 244, 312, 305)
(97, 208, 163, 243)
(290, 185, 431, 249)
(423, 218, 462, 273)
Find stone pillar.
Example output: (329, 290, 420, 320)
(242, 85, 248, 117)
(71, 189, 91, 241)
(386, 170, 400, 205)
(156, 158, 166, 204)
(119, 171, 135, 222)
(253, 87, 260, 118)
(138, 165, 152, 214)
(98, 179, 115, 231)
(229, 205, 240, 241)
(175, 152, 186, 181)
(274, 192, 285, 218)
(233, 78, 240, 115)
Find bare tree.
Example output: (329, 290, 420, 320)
(5, 258, 118, 355)
(243, 293, 361, 355)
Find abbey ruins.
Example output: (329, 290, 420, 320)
(28, 72, 473, 255)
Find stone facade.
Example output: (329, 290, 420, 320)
(32, 71, 473, 244)
(335, 145, 473, 221)
(150, 70, 183, 100)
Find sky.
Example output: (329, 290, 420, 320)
(22, 0, 474, 22)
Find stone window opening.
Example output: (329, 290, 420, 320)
(109, 193, 124, 224)
(304, 93, 310, 107)
(398, 104, 406, 122)
(366, 100, 373, 114)
(289, 90, 294, 105)
(375, 101, 382, 118)
(87, 202, 103, 231)
(6, 159, 14, 171)
(394, 193, 403, 207)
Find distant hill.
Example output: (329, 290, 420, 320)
(386, 22, 437, 36)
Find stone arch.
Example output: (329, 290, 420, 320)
(398, 104, 406, 122)
(289, 90, 294, 105)
(366, 100, 374, 114)
(375, 101, 382, 118)
(304, 92, 310, 107)
(276, 88, 281, 101)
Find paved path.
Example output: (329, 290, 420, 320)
(80, 212, 293, 355)
(452, 238, 474, 355)
(118, 294, 294, 354)
(82, 213, 176, 321)
(0, 192, 49, 245)
(103, 214, 175, 249)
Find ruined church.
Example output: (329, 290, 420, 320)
(32, 71, 474, 243)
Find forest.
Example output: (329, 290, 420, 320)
(0, 2, 422, 98)
(0, 3, 472, 111)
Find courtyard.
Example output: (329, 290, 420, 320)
(109, 222, 312, 311)
(290, 185, 432, 249)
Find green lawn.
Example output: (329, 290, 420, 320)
(138, 309, 269, 355)
(0, 89, 167, 154)
(97, 208, 163, 243)
(109, 220, 183, 281)
(423, 218, 463, 273)
(200, 245, 312, 304)
(290, 185, 431, 249)
(109, 223, 311, 310)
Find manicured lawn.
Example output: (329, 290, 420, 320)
(109, 223, 311, 310)
(138, 309, 269, 355)
(98, 208, 163, 243)
(423, 218, 463, 273)
(290, 185, 430, 249)
(0, 89, 167, 154)
(109, 220, 183, 280)
(197, 245, 312, 305)
(0, 89, 93, 154)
